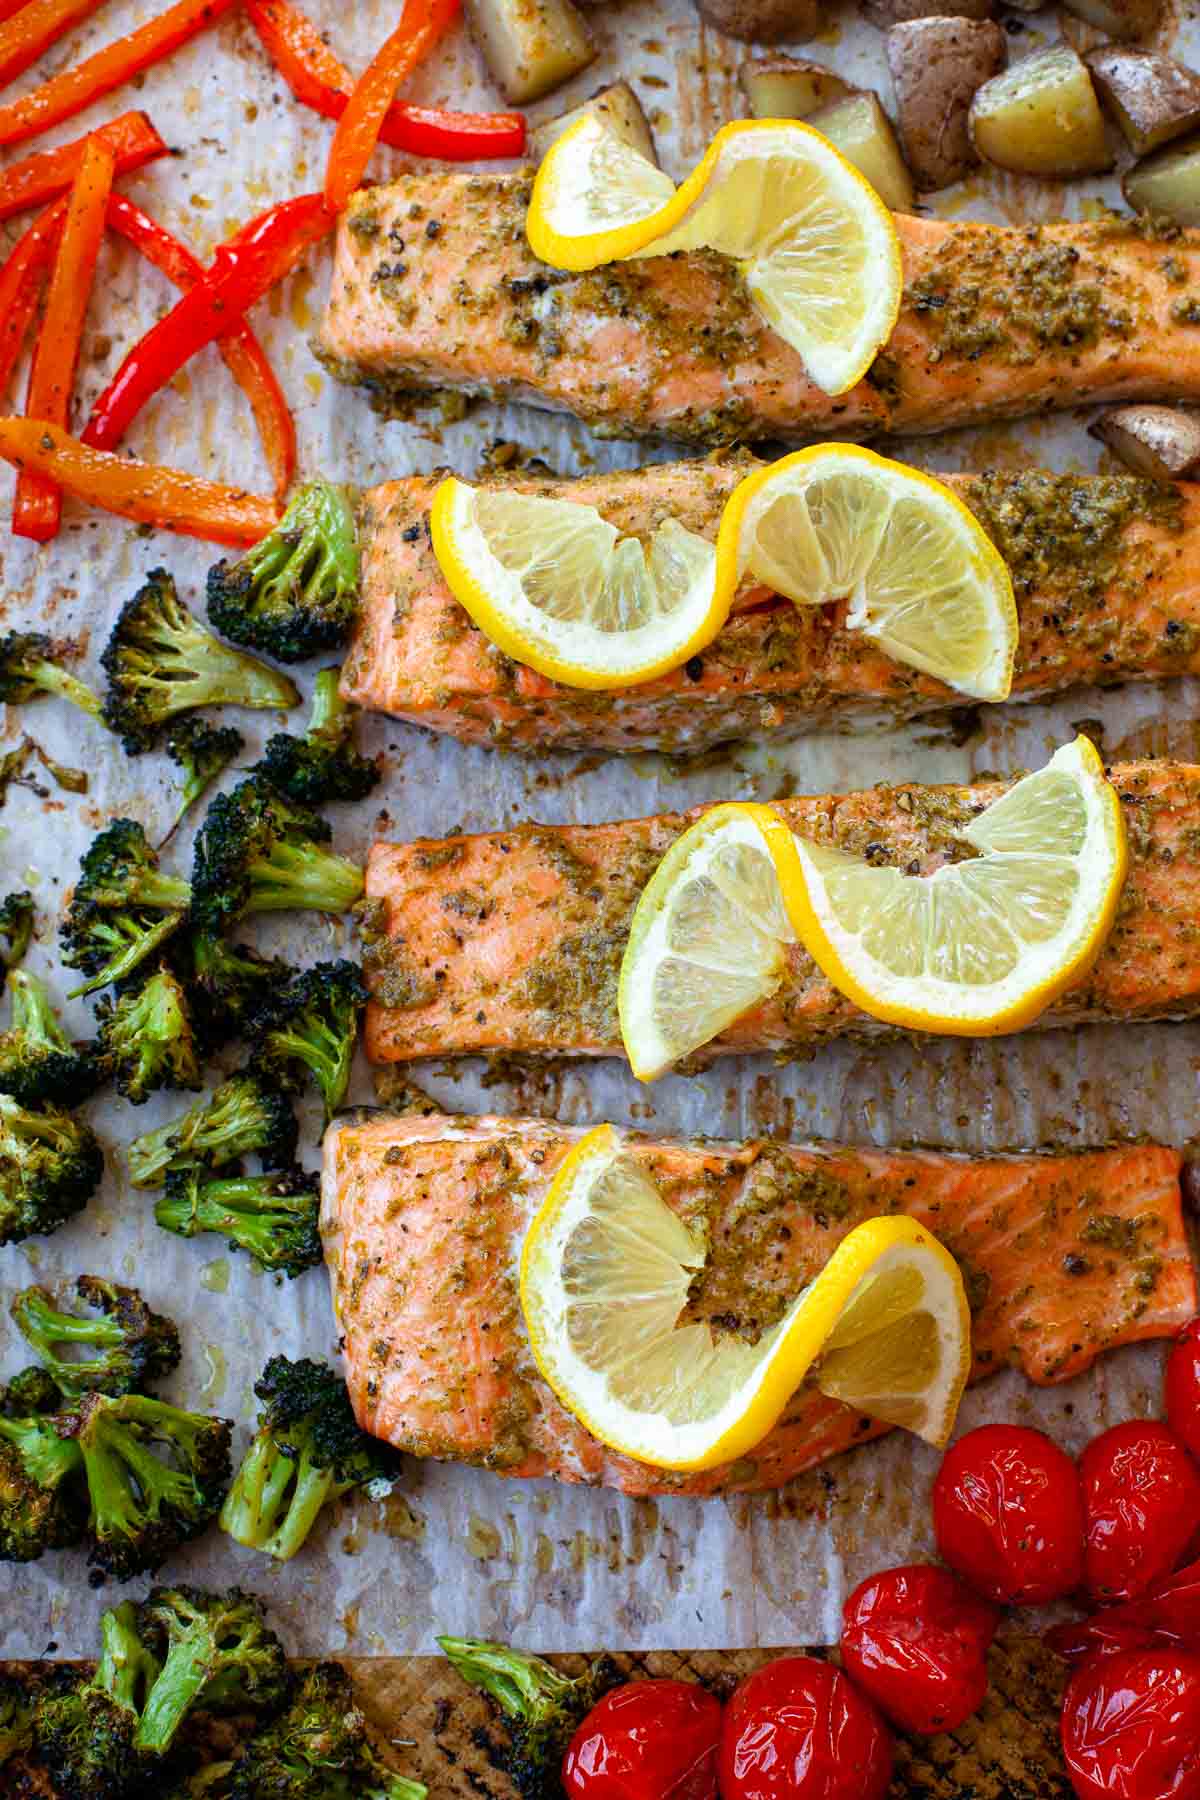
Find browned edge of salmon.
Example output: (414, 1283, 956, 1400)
(321, 1113, 1196, 1497)
(344, 460, 1200, 753)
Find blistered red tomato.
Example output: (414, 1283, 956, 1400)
(840, 1564, 999, 1735)
(718, 1656, 893, 1800)
(562, 1677, 721, 1800)
(1061, 1651, 1200, 1800)
(1081, 1421, 1200, 1603)
(1166, 1319, 1200, 1464)
(932, 1424, 1085, 1605)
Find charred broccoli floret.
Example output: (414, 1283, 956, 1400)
(219, 1357, 395, 1563)
(254, 670, 378, 808)
(62, 1390, 232, 1583)
(134, 1586, 289, 1755)
(1, 1364, 62, 1415)
(0, 1406, 86, 1561)
(0, 889, 33, 977)
(176, 928, 291, 1051)
(155, 1165, 321, 1278)
(0, 1092, 103, 1244)
(34, 1600, 160, 1800)
(207, 482, 359, 664)
(61, 820, 191, 998)
(249, 960, 366, 1122)
(228, 1660, 426, 1800)
(102, 570, 300, 754)
(11, 1276, 182, 1400)
(0, 630, 103, 719)
(0, 967, 100, 1106)
(163, 716, 245, 843)
(190, 778, 363, 931)
(1, 1670, 36, 1766)
(438, 1639, 619, 1800)
(128, 1071, 298, 1190)
(96, 965, 202, 1104)
(61, 906, 186, 1001)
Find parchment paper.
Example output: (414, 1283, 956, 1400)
(2, 0, 1199, 1662)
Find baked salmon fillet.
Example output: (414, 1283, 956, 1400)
(361, 759, 1200, 1064)
(321, 1114, 1197, 1495)
(318, 176, 1200, 444)
(346, 461, 1200, 753)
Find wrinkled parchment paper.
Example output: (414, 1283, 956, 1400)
(3, 0, 1199, 1661)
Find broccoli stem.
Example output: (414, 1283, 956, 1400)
(219, 1434, 335, 1562)
(8, 970, 72, 1052)
(135, 1633, 215, 1756)
(436, 1639, 578, 1721)
(98, 1601, 160, 1711)
(66, 910, 184, 999)
(23, 655, 104, 720)
(247, 840, 365, 914)
(307, 668, 344, 738)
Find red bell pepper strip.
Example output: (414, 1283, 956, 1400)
(0, 418, 280, 544)
(324, 0, 460, 210)
(105, 194, 296, 498)
(0, 197, 63, 403)
(0, 0, 111, 94)
(0, 0, 239, 149)
(82, 190, 331, 456)
(0, 110, 165, 223)
(14, 136, 113, 540)
(246, 0, 524, 160)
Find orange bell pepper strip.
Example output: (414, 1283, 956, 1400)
(0, 110, 166, 222)
(0, 197, 64, 403)
(0, 0, 239, 149)
(13, 135, 113, 541)
(324, 0, 461, 210)
(0, 0, 112, 93)
(0, 418, 280, 544)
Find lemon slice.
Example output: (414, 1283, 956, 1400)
(617, 801, 804, 1081)
(716, 444, 1018, 702)
(527, 116, 903, 396)
(520, 1123, 971, 1471)
(788, 736, 1127, 1035)
(429, 476, 733, 690)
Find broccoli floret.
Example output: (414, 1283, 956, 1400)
(128, 1071, 298, 1191)
(191, 778, 364, 931)
(61, 907, 187, 1001)
(61, 1390, 232, 1583)
(155, 1165, 321, 1278)
(438, 1639, 619, 1800)
(0, 1670, 36, 1767)
(1, 1364, 63, 1415)
(0, 1092, 104, 1244)
(164, 1760, 236, 1799)
(227, 1661, 426, 1800)
(0, 1407, 86, 1561)
(71, 819, 193, 913)
(250, 960, 366, 1122)
(254, 670, 379, 808)
(61, 819, 192, 999)
(134, 1585, 289, 1755)
(11, 1276, 182, 1400)
(102, 570, 300, 754)
(219, 1357, 395, 1563)
(96, 965, 202, 1104)
(0, 889, 34, 977)
(207, 483, 359, 664)
(163, 716, 245, 843)
(0, 967, 100, 1106)
(175, 928, 291, 1051)
(35, 1600, 160, 1800)
(0, 630, 103, 720)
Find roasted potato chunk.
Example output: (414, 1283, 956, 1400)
(464, 0, 595, 104)
(887, 17, 1006, 190)
(694, 0, 820, 44)
(739, 55, 855, 118)
(1091, 405, 1200, 481)
(1061, 0, 1160, 40)
(969, 46, 1112, 177)
(864, 0, 993, 23)
(1124, 133, 1200, 224)
(531, 80, 659, 162)
(809, 91, 915, 209)
(1086, 49, 1200, 157)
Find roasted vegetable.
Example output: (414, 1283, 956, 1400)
(0, 630, 103, 720)
(177, 927, 292, 1050)
(128, 1069, 298, 1189)
(694, 0, 819, 42)
(531, 80, 658, 162)
(739, 54, 854, 119)
(34, 1601, 160, 1800)
(207, 481, 360, 663)
(0, 889, 33, 978)
(1061, 0, 1160, 41)
(163, 715, 245, 842)
(249, 959, 366, 1120)
(10, 1276, 182, 1400)
(1086, 48, 1200, 157)
(155, 1164, 322, 1277)
(0, 1405, 85, 1562)
(135, 1586, 289, 1754)
(810, 92, 915, 209)
(1124, 133, 1200, 225)
(888, 17, 1005, 189)
(463, 0, 594, 104)
(227, 1660, 426, 1799)
(1091, 404, 1200, 481)
(0, 1092, 103, 1245)
(0, 968, 99, 1106)
(190, 777, 364, 931)
(1, 1364, 63, 1416)
(60, 818, 192, 997)
(438, 1637, 618, 1800)
(253, 669, 379, 807)
(96, 964, 202, 1104)
(0, 1670, 37, 1766)
(969, 46, 1112, 177)
(863, 0, 992, 24)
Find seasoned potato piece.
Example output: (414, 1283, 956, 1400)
(1124, 133, 1200, 223)
(1091, 405, 1200, 480)
(531, 81, 659, 163)
(1086, 49, 1200, 157)
(969, 46, 1112, 177)
(695, 0, 820, 45)
(739, 55, 855, 118)
(1061, 0, 1160, 40)
(464, 0, 595, 104)
(864, 0, 992, 23)
(809, 91, 915, 209)
(887, 17, 1006, 190)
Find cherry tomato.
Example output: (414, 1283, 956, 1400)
(932, 1424, 1085, 1605)
(1047, 1557, 1200, 1664)
(718, 1656, 893, 1800)
(1166, 1319, 1200, 1464)
(1081, 1421, 1200, 1603)
(1061, 1651, 1200, 1800)
(562, 1677, 722, 1800)
(840, 1563, 999, 1735)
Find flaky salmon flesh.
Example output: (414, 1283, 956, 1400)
(362, 759, 1200, 1065)
(319, 176, 1200, 444)
(346, 461, 1200, 753)
(321, 1115, 1196, 1495)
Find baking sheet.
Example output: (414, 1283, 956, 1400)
(2, 0, 1199, 1662)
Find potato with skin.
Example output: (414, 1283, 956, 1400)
(969, 46, 1112, 177)
(1086, 49, 1200, 157)
(739, 56, 855, 119)
(810, 91, 916, 208)
(531, 81, 659, 162)
(463, 0, 595, 104)
(864, 0, 993, 25)
(1091, 405, 1200, 481)
(695, 0, 820, 45)
(1060, 0, 1160, 40)
(887, 17, 1006, 191)
(1124, 134, 1200, 223)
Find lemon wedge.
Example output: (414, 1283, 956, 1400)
(788, 735, 1127, 1035)
(429, 476, 733, 690)
(527, 116, 903, 396)
(520, 1123, 971, 1471)
(716, 444, 1018, 702)
(617, 801, 804, 1081)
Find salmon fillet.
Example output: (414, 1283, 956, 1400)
(318, 177, 1200, 444)
(346, 461, 1200, 753)
(321, 1113, 1196, 1496)
(361, 759, 1200, 1064)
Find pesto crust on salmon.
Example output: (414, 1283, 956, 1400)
(345, 461, 1199, 753)
(321, 1115, 1196, 1495)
